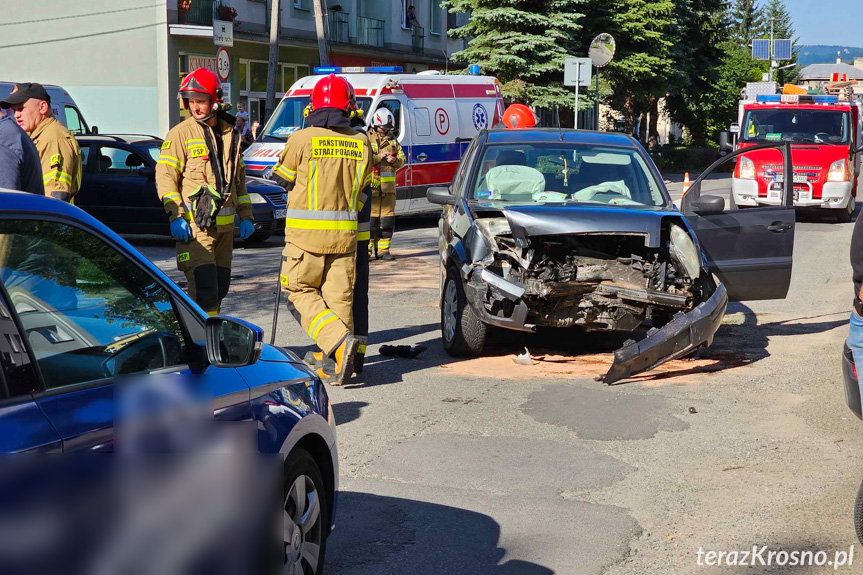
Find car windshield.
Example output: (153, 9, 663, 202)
(741, 109, 850, 144)
(470, 143, 667, 208)
(262, 96, 372, 142)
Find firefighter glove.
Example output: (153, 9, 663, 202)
(239, 219, 255, 240)
(170, 218, 192, 243)
(188, 184, 224, 230)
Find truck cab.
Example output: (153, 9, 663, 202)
(243, 66, 504, 215)
(729, 94, 862, 222)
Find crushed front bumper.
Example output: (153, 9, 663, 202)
(601, 282, 728, 385)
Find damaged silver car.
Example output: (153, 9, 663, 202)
(428, 130, 796, 384)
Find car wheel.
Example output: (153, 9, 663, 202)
(441, 267, 486, 357)
(284, 448, 328, 575)
(854, 478, 863, 545)
(837, 198, 854, 223)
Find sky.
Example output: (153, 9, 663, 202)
(784, 0, 859, 46)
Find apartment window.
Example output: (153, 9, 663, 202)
(402, 0, 421, 30)
(429, 2, 441, 35)
(294, 0, 309, 10)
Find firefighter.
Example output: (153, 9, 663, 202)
(271, 74, 372, 386)
(368, 108, 405, 261)
(502, 103, 537, 129)
(1, 83, 81, 202)
(155, 68, 255, 316)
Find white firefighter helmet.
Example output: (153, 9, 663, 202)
(371, 108, 395, 129)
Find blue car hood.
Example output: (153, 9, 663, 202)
(496, 204, 676, 248)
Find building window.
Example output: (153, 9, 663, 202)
(294, 0, 309, 10)
(429, 2, 441, 35)
(403, 0, 421, 30)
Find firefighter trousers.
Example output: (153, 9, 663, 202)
(176, 227, 233, 315)
(353, 239, 370, 368)
(280, 241, 356, 356)
(370, 191, 396, 253)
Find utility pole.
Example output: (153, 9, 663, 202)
(768, 17, 775, 83)
(265, 0, 281, 121)
(313, 0, 329, 66)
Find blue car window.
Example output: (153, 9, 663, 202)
(0, 220, 190, 390)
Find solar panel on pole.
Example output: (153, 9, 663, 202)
(752, 39, 770, 61)
(774, 39, 792, 61)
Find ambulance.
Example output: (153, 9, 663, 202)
(243, 66, 505, 214)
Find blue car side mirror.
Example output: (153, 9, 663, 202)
(206, 316, 264, 368)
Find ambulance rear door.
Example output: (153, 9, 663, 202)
(452, 78, 503, 143)
(401, 80, 461, 212)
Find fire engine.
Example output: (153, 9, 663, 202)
(725, 87, 863, 222)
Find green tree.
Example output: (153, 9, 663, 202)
(728, 0, 764, 50)
(759, 0, 799, 84)
(443, 0, 585, 109)
(601, 0, 676, 142)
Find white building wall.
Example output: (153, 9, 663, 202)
(0, 0, 169, 136)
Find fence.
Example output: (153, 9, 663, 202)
(357, 16, 384, 48)
(179, 0, 214, 26)
(328, 11, 349, 44)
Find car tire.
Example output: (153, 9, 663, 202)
(854, 478, 863, 545)
(441, 267, 486, 357)
(284, 448, 328, 575)
(837, 199, 854, 223)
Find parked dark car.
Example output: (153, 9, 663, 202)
(0, 190, 335, 574)
(74, 134, 287, 242)
(428, 129, 797, 384)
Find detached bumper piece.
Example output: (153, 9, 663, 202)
(464, 268, 535, 333)
(601, 283, 728, 385)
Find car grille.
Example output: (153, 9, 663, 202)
(264, 191, 287, 207)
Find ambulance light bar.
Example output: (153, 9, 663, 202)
(755, 95, 839, 104)
(313, 66, 403, 74)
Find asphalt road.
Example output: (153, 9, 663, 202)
(137, 178, 863, 574)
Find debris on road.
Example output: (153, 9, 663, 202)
(688, 407, 698, 414)
(513, 347, 534, 366)
(380, 344, 427, 358)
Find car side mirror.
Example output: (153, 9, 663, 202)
(692, 195, 725, 214)
(138, 166, 155, 178)
(719, 132, 734, 153)
(91, 125, 99, 135)
(427, 186, 456, 206)
(729, 122, 740, 135)
(206, 316, 263, 368)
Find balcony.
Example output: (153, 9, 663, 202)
(178, 0, 214, 26)
(411, 25, 424, 54)
(328, 11, 349, 44)
(357, 16, 384, 49)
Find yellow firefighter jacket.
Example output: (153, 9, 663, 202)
(155, 116, 252, 233)
(272, 126, 372, 254)
(368, 131, 405, 195)
(30, 116, 81, 202)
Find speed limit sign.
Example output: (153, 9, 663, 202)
(216, 47, 231, 82)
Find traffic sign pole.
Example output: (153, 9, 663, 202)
(574, 61, 581, 130)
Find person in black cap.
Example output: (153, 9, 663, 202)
(1, 83, 81, 202)
(0, 110, 44, 194)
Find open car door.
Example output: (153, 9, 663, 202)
(680, 142, 795, 301)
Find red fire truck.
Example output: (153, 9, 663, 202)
(726, 93, 863, 222)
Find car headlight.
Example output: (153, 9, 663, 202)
(475, 217, 511, 242)
(738, 156, 755, 180)
(669, 223, 701, 280)
(249, 192, 268, 204)
(262, 166, 274, 179)
(827, 159, 849, 182)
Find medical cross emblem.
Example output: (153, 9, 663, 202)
(472, 104, 488, 130)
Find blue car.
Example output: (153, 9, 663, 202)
(74, 134, 287, 242)
(0, 190, 335, 574)
(428, 129, 797, 384)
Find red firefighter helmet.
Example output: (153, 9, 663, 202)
(311, 74, 352, 112)
(179, 68, 222, 110)
(502, 103, 537, 129)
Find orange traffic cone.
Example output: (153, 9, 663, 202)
(682, 172, 691, 195)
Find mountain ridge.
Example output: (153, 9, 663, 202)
(798, 45, 863, 66)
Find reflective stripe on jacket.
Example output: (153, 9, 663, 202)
(369, 131, 404, 196)
(30, 116, 81, 202)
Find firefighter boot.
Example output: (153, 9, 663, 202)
(317, 335, 360, 386)
(303, 350, 334, 372)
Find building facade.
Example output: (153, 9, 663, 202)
(1, 0, 464, 137)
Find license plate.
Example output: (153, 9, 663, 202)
(773, 174, 809, 183)
(274, 209, 287, 220)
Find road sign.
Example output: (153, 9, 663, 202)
(752, 39, 770, 61)
(213, 19, 233, 47)
(217, 47, 231, 82)
(564, 57, 592, 87)
(220, 83, 231, 105)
